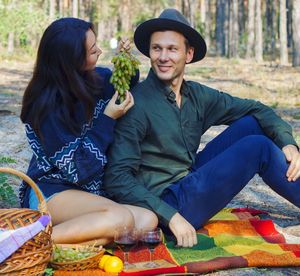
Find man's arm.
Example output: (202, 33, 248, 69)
(200, 84, 299, 180)
(200, 85, 296, 148)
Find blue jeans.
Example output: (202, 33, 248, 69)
(161, 116, 300, 229)
(29, 188, 57, 210)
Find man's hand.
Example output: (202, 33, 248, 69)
(282, 144, 300, 181)
(168, 212, 197, 247)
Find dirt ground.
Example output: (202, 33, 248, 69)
(0, 57, 300, 275)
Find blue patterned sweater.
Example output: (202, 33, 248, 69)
(19, 67, 138, 207)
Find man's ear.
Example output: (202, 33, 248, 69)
(186, 47, 194, 64)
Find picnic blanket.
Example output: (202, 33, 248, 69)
(54, 207, 300, 275)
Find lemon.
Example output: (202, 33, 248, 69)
(98, 254, 111, 270)
(103, 256, 124, 273)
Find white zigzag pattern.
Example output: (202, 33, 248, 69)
(25, 124, 52, 171)
(81, 99, 108, 135)
(51, 139, 80, 168)
(82, 141, 107, 164)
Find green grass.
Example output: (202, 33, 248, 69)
(0, 156, 16, 164)
(0, 155, 18, 206)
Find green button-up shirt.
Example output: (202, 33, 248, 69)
(104, 69, 297, 226)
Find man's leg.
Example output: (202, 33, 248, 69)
(193, 115, 264, 169)
(163, 135, 300, 230)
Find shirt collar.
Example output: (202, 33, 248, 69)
(146, 69, 191, 100)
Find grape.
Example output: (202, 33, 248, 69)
(52, 245, 97, 263)
(110, 48, 140, 103)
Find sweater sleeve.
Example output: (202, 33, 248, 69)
(32, 99, 116, 185)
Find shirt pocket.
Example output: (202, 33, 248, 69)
(184, 120, 203, 153)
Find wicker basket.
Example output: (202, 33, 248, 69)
(0, 167, 53, 276)
(50, 243, 105, 271)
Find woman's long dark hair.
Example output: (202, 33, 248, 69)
(20, 17, 101, 138)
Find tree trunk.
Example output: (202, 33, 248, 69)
(238, 0, 246, 38)
(119, 0, 132, 37)
(224, 0, 230, 57)
(79, 0, 85, 20)
(200, 0, 209, 48)
(216, 0, 226, 56)
(63, 0, 69, 16)
(287, 0, 293, 47)
(181, 0, 192, 23)
(280, 0, 289, 64)
(175, 0, 182, 12)
(228, 0, 239, 58)
(255, 0, 263, 62)
(293, 0, 300, 66)
(58, 0, 63, 17)
(246, 0, 255, 58)
(7, 32, 14, 54)
(189, 0, 196, 27)
(200, 0, 206, 26)
(49, 0, 56, 20)
(72, 0, 78, 18)
(205, 0, 212, 50)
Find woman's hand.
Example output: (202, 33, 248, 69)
(116, 38, 131, 53)
(103, 91, 134, 120)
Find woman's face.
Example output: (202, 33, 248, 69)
(84, 29, 102, 70)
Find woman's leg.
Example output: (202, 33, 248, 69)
(124, 204, 158, 231)
(47, 189, 135, 244)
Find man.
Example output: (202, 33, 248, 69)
(104, 8, 300, 247)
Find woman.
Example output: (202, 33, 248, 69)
(19, 18, 157, 245)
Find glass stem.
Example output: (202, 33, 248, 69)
(150, 249, 153, 262)
(124, 251, 129, 264)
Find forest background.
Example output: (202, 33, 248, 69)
(0, 1, 300, 275)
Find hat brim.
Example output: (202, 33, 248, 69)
(134, 18, 207, 63)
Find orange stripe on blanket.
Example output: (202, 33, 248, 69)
(204, 220, 260, 237)
(244, 250, 300, 267)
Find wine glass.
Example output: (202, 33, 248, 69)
(114, 226, 138, 269)
(141, 227, 163, 268)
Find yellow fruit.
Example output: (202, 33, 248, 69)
(103, 256, 124, 273)
(98, 254, 111, 270)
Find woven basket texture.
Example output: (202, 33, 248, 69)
(0, 167, 53, 276)
(50, 244, 104, 271)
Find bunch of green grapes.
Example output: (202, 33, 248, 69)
(52, 246, 96, 262)
(110, 50, 140, 103)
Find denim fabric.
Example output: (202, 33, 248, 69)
(29, 188, 58, 210)
(162, 116, 300, 229)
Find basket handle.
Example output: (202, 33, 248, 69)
(0, 167, 48, 214)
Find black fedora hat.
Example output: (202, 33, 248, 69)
(134, 8, 207, 63)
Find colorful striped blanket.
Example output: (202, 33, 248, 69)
(54, 208, 300, 275)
